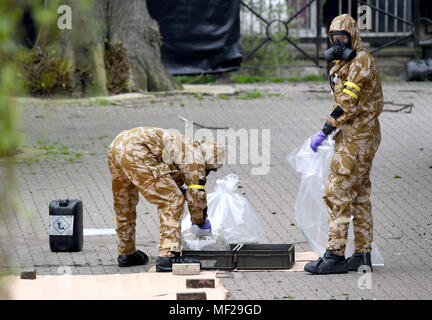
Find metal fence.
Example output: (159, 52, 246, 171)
(240, 0, 322, 38)
(240, 0, 413, 39)
(339, 0, 412, 36)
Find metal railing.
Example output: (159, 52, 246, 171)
(346, 0, 413, 37)
(240, 0, 423, 63)
(240, 0, 325, 38)
(240, 0, 413, 38)
(240, 0, 323, 66)
(353, 0, 415, 54)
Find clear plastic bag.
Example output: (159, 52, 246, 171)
(288, 134, 384, 266)
(181, 174, 268, 250)
(181, 229, 231, 251)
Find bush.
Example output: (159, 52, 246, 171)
(16, 46, 72, 96)
(16, 41, 132, 97)
(105, 40, 131, 95)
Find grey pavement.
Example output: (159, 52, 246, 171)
(1, 81, 431, 300)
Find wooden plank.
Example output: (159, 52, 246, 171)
(186, 279, 215, 289)
(176, 292, 207, 300)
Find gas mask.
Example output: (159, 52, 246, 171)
(324, 31, 356, 62)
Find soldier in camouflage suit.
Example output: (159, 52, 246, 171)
(108, 127, 224, 271)
(305, 14, 383, 274)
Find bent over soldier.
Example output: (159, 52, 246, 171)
(108, 127, 224, 272)
(305, 14, 383, 274)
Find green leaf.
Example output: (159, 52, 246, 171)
(33, 7, 57, 26)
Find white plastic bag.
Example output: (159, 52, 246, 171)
(288, 134, 384, 266)
(181, 174, 268, 249)
(181, 229, 231, 251)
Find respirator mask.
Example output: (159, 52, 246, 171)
(324, 31, 356, 62)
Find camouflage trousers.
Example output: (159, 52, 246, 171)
(324, 141, 379, 256)
(108, 148, 185, 258)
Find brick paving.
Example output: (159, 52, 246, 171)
(1, 81, 431, 299)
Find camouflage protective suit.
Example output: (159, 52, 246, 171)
(323, 14, 383, 256)
(108, 127, 224, 257)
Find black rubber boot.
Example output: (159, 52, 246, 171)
(117, 250, 149, 267)
(156, 251, 201, 272)
(304, 250, 348, 274)
(346, 252, 373, 272)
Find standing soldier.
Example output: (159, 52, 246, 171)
(108, 127, 224, 272)
(305, 14, 383, 274)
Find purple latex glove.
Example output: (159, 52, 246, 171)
(310, 131, 328, 152)
(190, 219, 212, 236)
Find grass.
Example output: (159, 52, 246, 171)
(22, 158, 39, 166)
(176, 74, 218, 84)
(38, 144, 56, 151)
(193, 93, 204, 100)
(96, 99, 109, 106)
(236, 90, 263, 100)
(174, 73, 326, 85)
(218, 94, 230, 100)
(93, 98, 120, 106)
(381, 76, 401, 82)
(18, 141, 92, 163)
(247, 90, 262, 99)
(267, 93, 281, 97)
(230, 74, 324, 83)
(95, 99, 110, 106)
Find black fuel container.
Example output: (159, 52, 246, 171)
(49, 199, 83, 252)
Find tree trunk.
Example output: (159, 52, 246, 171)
(32, 0, 181, 96)
(107, 0, 182, 91)
(59, 0, 108, 96)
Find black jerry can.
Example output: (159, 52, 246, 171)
(49, 199, 83, 252)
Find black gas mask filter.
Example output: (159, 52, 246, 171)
(324, 31, 356, 62)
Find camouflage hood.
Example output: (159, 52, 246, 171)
(199, 140, 224, 170)
(329, 14, 363, 53)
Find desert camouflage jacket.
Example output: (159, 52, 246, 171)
(326, 14, 383, 145)
(109, 127, 224, 225)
